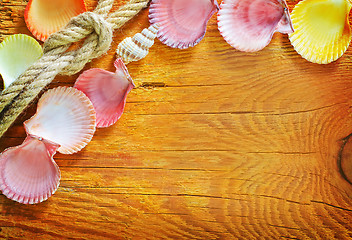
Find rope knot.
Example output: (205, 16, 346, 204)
(43, 11, 113, 75)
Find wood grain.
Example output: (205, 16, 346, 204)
(1, 0, 352, 239)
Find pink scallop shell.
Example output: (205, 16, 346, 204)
(74, 58, 135, 128)
(149, 0, 219, 49)
(25, 0, 86, 42)
(24, 87, 96, 154)
(0, 135, 60, 204)
(217, 0, 294, 52)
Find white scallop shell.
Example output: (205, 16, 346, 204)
(0, 135, 60, 204)
(24, 87, 96, 154)
(116, 24, 159, 64)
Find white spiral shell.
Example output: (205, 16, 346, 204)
(116, 24, 159, 64)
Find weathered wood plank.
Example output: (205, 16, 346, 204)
(1, 0, 352, 239)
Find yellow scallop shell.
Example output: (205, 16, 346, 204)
(0, 34, 43, 89)
(289, 0, 352, 64)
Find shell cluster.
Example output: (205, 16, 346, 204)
(21, 0, 350, 63)
(1, 0, 351, 206)
(0, 87, 96, 204)
(0, 56, 135, 204)
(116, 24, 159, 64)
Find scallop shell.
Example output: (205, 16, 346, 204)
(149, 0, 219, 49)
(25, 0, 86, 42)
(289, 0, 352, 64)
(24, 87, 96, 154)
(218, 0, 293, 52)
(116, 24, 159, 64)
(0, 135, 60, 204)
(0, 34, 43, 90)
(74, 58, 135, 128)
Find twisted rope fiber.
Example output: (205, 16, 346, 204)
(0, 0, 150, 138)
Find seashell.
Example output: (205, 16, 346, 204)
(217, 0, 293, 52)
(0, 34, 43, 90)
(149, 0, 219, 49)
(74, 58, 135, 128)
(116, 24, 159, 64)
(0, 135, 60, 204)
(288, 0, 352, 64)
(25, 0, 86, 42)
(24, 87, 96, 154)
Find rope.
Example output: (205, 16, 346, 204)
(0, 0, 150, 138)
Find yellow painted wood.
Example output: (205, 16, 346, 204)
(1, 0, 352, 239)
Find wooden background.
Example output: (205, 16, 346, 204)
(1, 0, 352, 239)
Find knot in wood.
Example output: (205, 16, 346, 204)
(339, 134, 352, 186)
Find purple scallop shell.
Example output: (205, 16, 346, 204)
(149, 0, 219, 49)
(218, 0, 294, 52)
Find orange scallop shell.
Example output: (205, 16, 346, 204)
(25, 0, 86, 41)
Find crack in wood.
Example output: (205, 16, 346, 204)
(132, 103, 342, 116)
(310, 200, 352, 212)
(140, 82, 166, 88)
(267, 224, 304, 231)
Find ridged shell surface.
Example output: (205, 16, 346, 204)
(0, 34, 43, 89)
(24, 87, 96, 154)
(0, 135, 60, 204)
(25, 0, 86, 41)
(116, 24, 159, 64)
(218, 0, 293, 52)
(74, 59, 135, 128)
(149, 0, 219, 49)
(289, 0, 352, 64)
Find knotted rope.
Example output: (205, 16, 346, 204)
(0, 0, 150, 138)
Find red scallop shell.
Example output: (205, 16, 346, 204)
(0, 135, 60, 204)
(74, 58, 135, 128)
